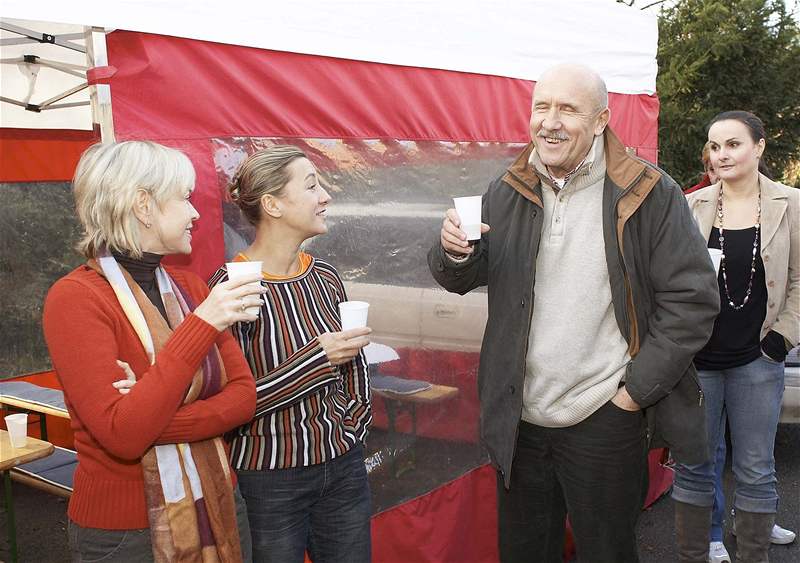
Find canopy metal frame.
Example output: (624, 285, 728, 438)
(0, 20, 115, 142)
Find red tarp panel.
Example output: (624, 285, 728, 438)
(0, 128, 96, 183)
(105, 30, 659, 281)
(99, 30, 670, 563)
(106, 31, 658, 154)
(372, 464, 500, 563)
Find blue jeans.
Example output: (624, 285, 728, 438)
(68, 485, 252, 562)
(237, 443, 371, 563)
(711, 418, 727, 542)
(673, 356, 784, 514)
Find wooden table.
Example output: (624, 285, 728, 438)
(0, 383, 70, 442)
(1, 429, 55, 563)
(373, 384, 459, 405)
(374, 384, 459, 477)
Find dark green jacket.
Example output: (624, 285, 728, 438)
(428, 129, 720, 487)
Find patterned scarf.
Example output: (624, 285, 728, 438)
(90, 250, 242, 563)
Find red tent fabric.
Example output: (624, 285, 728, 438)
(0, 128, 96, 183)
(104, 30, 660, 280)
(100, 30, 671, 563)
(0, 29, 668, 563)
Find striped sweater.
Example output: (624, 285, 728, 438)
(208, 257, 371, 470)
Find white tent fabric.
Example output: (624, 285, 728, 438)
(1, 0, 658, 99)
(1, 20, 92, 129)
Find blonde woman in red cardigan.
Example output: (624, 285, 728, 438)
(43, 141, 265, 562)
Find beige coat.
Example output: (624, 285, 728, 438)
(686, 174, 800, 348)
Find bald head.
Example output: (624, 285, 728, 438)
(529, 63, 612, 178)
(536, 63, 608, 112)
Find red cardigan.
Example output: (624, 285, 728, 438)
(42, 265, 256, 529)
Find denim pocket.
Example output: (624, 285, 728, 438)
(69, 522, 131, 562)
(760, 351, 784, 365)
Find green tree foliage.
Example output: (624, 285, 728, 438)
(656, 0, 800, 187)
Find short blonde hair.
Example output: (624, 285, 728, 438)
(73, 141, 195, 259)
(229, 145, 307, 226)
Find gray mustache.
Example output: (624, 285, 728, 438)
(537, 131, 569, 141)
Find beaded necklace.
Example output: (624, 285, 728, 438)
(716, 184, 761, 311)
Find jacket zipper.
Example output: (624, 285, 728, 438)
(688, 368, 704, 407)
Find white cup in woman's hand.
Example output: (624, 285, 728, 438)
(318, 327, 371, 366)
(195, 273, 266, 331)
(226, 261, 264, 315)
(339, 301, 369, 330)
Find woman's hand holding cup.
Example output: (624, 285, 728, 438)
(318, 328, 371, 366)
(194, 273, 267, 331)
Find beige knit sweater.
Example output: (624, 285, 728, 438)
(521, 136, 631, 427)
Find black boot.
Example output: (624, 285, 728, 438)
(735, 510, 775, 563)
(674, 500, 712, 563)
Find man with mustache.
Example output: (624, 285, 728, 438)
(428, 63, 720, 562)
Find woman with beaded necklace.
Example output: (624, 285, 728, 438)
(672, 111, 799, 563)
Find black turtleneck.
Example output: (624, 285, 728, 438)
(111, 250, 168, 321)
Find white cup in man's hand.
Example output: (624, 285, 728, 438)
(453, 196, 483, 241)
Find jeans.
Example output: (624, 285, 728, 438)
(497, 400, 648, 563)
(673, 356, 785, 514)
(237, 443, 371, 563)
(711, 420, 727, 542)
(68, 485, 252, 562)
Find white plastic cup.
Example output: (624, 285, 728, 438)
(453, 196, 483, 241)
(708, 248, 722, 274)
(226, 261, 264, 315)
(5, 413, 28, 448)
(339, 301, 370, 331)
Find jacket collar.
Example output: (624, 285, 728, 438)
(502, 126, 660, 207)
(690, 173, 789, 249)
(502, 143, 543, 206)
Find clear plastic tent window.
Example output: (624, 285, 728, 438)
(214, 136, 524, 512)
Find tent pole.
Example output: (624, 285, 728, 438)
(84, 26, 115, 143)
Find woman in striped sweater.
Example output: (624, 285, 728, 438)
(209, 145, 372, 563)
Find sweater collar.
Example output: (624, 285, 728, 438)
(530, 135, 606, 193)
(111, 249, 164, 287)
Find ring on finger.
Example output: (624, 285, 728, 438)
(240, 298, 247, 312)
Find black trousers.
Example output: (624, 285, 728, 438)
(497, 401, 648, 563)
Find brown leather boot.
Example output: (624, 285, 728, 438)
(735, 510, 775, 563)
(674, 500, 712, 563)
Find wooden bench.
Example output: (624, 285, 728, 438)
(371, 373, 459, 477)
(0, 382, 75, 497)
(1, 430, 57, 562)
(0, 381, 70, 442)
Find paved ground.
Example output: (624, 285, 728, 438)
(637, 423, 800, 563)
(2, 424, 798, 562)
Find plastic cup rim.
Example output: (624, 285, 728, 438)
(339, 301, 370, 310)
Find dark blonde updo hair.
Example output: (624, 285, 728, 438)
(229, 145, 308, 226)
